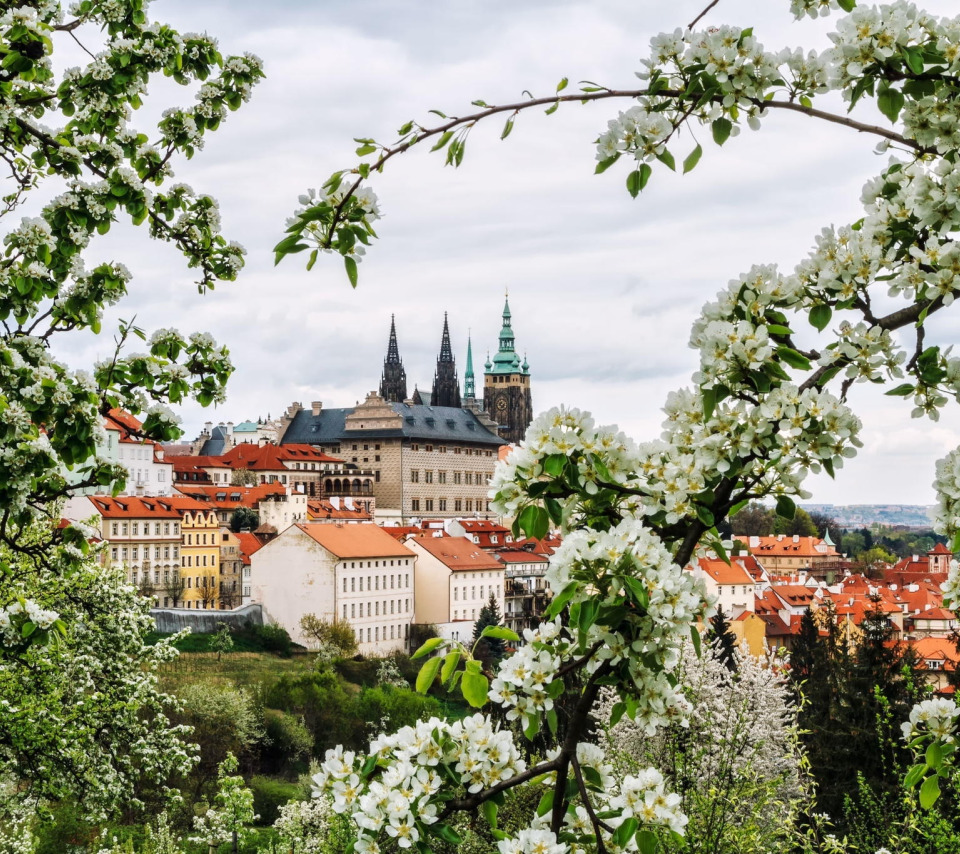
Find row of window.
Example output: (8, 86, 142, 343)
(453, 585, 501, 602)
(359, 623, 409, 644)
(183, 554, 217, 567)
(409, 445, 495, 457)
(185, 532, 217, 545)
(343, 573, 410, 593)
(113, 545, 178, 560)
(411, 498, 492, 513)
(343, 559, 411, 569)
(409, 471, 494, 485)
(343, 599, 411, 619)
(111, 521, 179, 536)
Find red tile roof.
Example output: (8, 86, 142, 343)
(697, 557, 755, 586)
(85, 494, 209, 518)
(410, 535, 504, 572)
(297, 523, 413, 559)
(175, 483, 286, 510)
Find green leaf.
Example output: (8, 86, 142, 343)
(656, 148, 676, 171)
(556, 77, 569, 92)
(920, 773, 941, 809)
(926, 741, 944, 770)
(701, 386, 717, 422)
(712, 117, 733, 146)
(637, 829, 659, 854)
(481, 800, 499, 829)
(416, 656, 443, 694)
(517, 504, 549, 540)
(355, 143, 377, 157)
(901, 45, 924, 75)
(440, 650, 461, 683)
(546, 708, 558, 736)
(691, 624, 702, 658)
(536, 790, 554, 818)
(481, 626, 520, 641)
(430, 130, 454, 152)
(501, 117, 515, 140)
(461, 667, 489, 708)
(837, 0, 856, 10)
(412, 637, 445, 660)
(344, 256, 358, 288)
(546, 581, 578, 618)
(614, 817, 639, 849)
(877, 88, 905, 123)
(776, 345, 812, 371)
(809, 304, 832, 332)
(595, 153, 621, 174)
(776, 494, 796, 521)
(904, 762, 927, 789)
(544, 101, 559, 116)
(683, 143, 703, 174)
(886, 383, 915, 397)
(696, 504, 715, 528)
(626, 163, 652, 198)
(434, 824, 463, 845)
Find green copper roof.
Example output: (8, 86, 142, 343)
(488, 296, 525, 375)
(464, 333, 475, 398)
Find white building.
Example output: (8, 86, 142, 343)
(249, 523, 415, 655)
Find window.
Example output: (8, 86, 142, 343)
(454, 472, 462, 484)
(351, 577, 355, 592)
(164, 523, 170, 535)
(122, 523, 128, 535)
(343, 604, 347, 619)
(411, 443, 419, 451)
(343, 577, 347, 592)
(375, 627, 379, 642)
(465, 473, 473, 485)
(439, 498, 447, 511)
(425, 471, 433, 484)
(375, 575, 380, 591)
(410, 470, 419, 483)
(132, 546, 139, 560)
(111, 523, 119, 536)
(455, 499, 462, 512)
(390, 600, 395, 614)
(351, 603, 356, 618)
(425, 499, 434, 512)
(411, 499, 420, 512)
(132, 522, 139, 535)
(375, 601, 379, 616)
(426, 445, 433, 452)
(111, 547, 118, 560)
(454, 588, 459, 601)
(438, 471, 446, 484)
(155, 523, 161, 535)
(466, 499, 474, 512)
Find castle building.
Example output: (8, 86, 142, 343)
(379, 315, 408, 403)
(483, 296, 533, 444)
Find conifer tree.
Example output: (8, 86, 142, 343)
(706, 607, 738, 672)
(473, 593, 506, 664)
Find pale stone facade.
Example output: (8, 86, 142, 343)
(249, 524, 415, 656)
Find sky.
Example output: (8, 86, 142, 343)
(48, 0, 960, 506)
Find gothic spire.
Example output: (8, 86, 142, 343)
(379, 314, 408, 402)
(464, 331, 475, 399)
(431, 313, 461, 408)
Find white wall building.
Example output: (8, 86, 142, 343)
(250, 523, 415, 655)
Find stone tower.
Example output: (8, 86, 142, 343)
(430, 313, 461, 408)
(483, 295, 532, 444)
(379, 315, 408, 403)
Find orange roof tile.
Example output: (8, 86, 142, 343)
(297, 523, 413, 559)
(697, 557, 755, 586)
(411, 535, 504, 572)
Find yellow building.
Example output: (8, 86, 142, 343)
(171, 496, 222, 609)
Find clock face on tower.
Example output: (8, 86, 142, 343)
(496, 396, 508, 414)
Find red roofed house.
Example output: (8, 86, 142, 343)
(906, 636, 960, 693)
(404, 534, 506, 643)
(250, 523, 416, 655)
(306, 498, 374, 524)
(693, 557, 758, 619)
(884, 544, 953, 587)
(447, 519, 514, 549)
(174, 483, 300, 528)
(744, 534, 841, 580)
(911, 607, 957, 639)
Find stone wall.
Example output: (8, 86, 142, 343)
(150, 602, 264, 634)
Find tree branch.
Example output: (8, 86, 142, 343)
(688, 0, 722, 30)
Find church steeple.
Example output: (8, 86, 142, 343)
(483, 293, 532, 444)
(431, 313, 461, 408)
(464, 332, 475, 400)
(379, 315, 408, 403)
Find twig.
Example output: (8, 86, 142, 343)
(688, 0, 722, 29)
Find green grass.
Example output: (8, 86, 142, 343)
(158, 650, 314, 691)
(146, 629, 306, 654)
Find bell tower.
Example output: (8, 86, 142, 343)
(430, 313, 461, 408)
(483, 294, 532, 444)
(379, 315, 408, 403)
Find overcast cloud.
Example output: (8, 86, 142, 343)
(46, 0, 960, 506)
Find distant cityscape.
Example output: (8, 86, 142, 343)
(801, 504, 936, 529)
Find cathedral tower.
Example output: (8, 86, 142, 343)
(483, 295, 533, 444)
(379, 315, 408, 403)
(430, 313, 461, 408)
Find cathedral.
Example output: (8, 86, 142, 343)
(378, 298, 533, 444)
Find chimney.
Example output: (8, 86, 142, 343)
(749, 535, 759, 548)
(311, 400, 323, 416)
(227, 421, 234, 434)
(204, 421, 213, 433)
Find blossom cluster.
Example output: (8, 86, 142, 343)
(313, 715, 525, 851)
(901, 697, 960, 744)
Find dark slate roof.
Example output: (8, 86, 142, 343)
(198, 424, 229, 456)
(281, 402, 505, 447)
